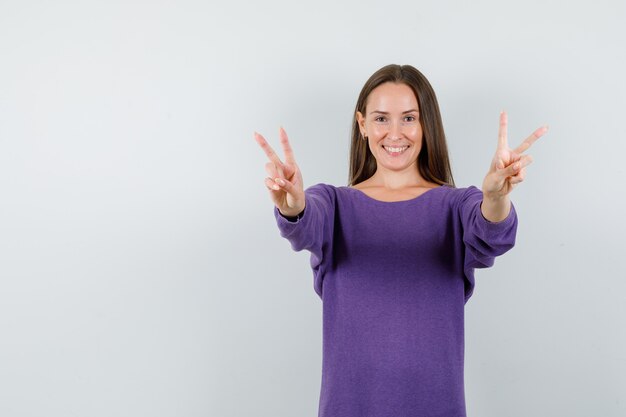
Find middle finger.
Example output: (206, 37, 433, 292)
(513, 126, 548, 155)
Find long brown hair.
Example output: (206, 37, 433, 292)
(348, 64, 455, 188)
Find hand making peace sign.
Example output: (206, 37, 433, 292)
(254, 127, 306, 218)
(482, 111, 549, 199)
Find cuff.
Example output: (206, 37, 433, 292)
(273, 200, 309, 238)
(476, 199, 517, 234)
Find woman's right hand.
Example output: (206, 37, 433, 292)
(254, 127, 305, 217)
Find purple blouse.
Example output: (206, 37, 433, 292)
(273, 183, 518, 417)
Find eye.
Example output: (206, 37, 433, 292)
(405, 115, 416, 122)
(375, 116, 386, 122)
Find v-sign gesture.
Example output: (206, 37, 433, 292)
(482, 111, 549, 200)
(254, 127, 306, 218)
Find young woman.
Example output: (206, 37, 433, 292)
(254, 64, 548, 417)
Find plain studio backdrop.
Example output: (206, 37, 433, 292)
(0, 0, 624, 416)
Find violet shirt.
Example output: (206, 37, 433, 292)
(273, 183, 518, 417)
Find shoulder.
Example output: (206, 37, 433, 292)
(452, 184, 482, 198)
(304, 182, 339, 204)
(442, 184, 481, 196)
(440, 184, 484, 210)
(305, 182, 337, 194)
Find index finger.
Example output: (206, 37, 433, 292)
(498, 111, 508, 150)
(254, 131, 286, 177)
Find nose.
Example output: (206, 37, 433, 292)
(389, 119, 402, 139)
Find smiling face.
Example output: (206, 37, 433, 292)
(356, 82, 423, 174)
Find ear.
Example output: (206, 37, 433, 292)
(356, 111, 366, 135)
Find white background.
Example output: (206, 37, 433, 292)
(0, 1, 624, 416)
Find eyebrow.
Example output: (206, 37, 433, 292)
(369, 109, 419, 115)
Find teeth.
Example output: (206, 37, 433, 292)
(384, 146, 408, 153)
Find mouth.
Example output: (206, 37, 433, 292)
(382, 145, 409, 155)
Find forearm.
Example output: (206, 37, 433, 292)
(480, 194, 512, 223)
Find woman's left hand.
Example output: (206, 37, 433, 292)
(482, 111, 549, 199)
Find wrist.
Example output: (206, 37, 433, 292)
(482, 191, 507, 201)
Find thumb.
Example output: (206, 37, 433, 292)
(275, 176, 305, 211)
(275, 176, 296, 194)
(503, 161, 520, 177)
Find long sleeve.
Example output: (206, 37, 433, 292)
(273, 183, 336, 297)
(456, 185, 518, 302)
(273, 183, 515, 413)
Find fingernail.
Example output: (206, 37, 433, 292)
(276, 178, 284, 185)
